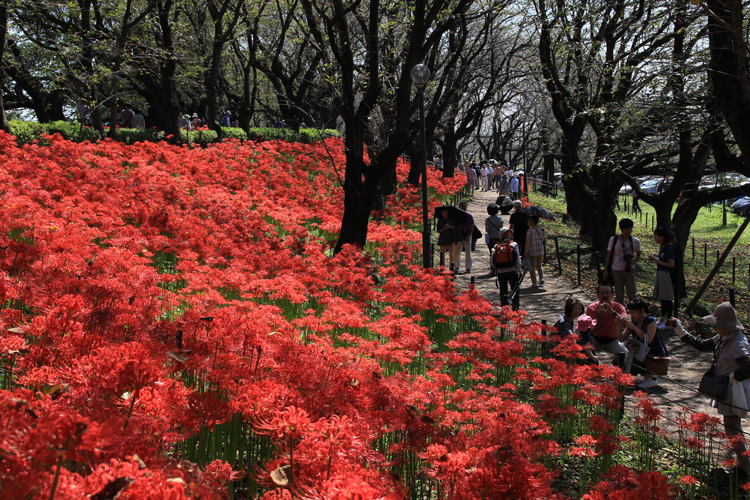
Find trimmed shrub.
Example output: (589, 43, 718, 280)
(8, 120, 338, 146)
(9, 120, 100, 145)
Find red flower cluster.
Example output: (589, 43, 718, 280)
(0, 132, 669, 498)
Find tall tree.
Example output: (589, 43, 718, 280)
(0, 3, 9, 133)
(301, 0, 481, 252)
(537, 0, 675, 250)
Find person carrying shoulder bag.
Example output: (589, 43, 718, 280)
(672, 302, 750, 474)
(603, 218, 641, 304)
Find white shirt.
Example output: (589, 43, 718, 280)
(608, 235, 641, 271)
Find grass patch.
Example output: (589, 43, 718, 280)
(526, 188, 750, 319)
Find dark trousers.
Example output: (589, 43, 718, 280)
(497, 270, 520, 310)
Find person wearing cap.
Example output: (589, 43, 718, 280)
(453, 201, 474, 274)
(221, 110, 232, 127)
(672, 302, 750, 473)
(190, 113, 201, 130)
(484, 204, 504, 254)
(585, 282, 629, 359)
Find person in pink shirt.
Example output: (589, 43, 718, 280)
(585, 283, 629, 361)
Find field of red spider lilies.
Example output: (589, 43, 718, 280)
(0, 132, 723, 499)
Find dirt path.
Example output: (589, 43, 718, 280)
(451, 186, 729, 448)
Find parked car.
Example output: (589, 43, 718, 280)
(731, 196, 750, 215)
(639, 178, 663, 194)
(619, 183, 633, 195)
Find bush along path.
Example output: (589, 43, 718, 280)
(453, 185, 742, 478)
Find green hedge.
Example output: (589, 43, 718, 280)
(7, 121, 339, 146)
(9, 120, 101, 145)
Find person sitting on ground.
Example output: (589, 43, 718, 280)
(571, 314, 600, 365)
(554, 298, 597, 361)
(485, 204, 504, 254)
(585, 282, 629, 361)
(617, 297, 666, 388)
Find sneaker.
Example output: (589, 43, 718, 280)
(638, 378, 658, 389)
(530, 283, 538, 288)
(539, 279, 545, 285)
(466, 269, 471, 273)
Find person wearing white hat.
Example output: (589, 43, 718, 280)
(190, 113, 201, 129)
(672, 302, 750, 473)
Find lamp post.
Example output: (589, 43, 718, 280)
(411, 63, 431, 268)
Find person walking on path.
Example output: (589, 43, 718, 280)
(508, 200, 529, 257)
(493, 163, 503, 189)
(524, 215, 545, 287)
(465, 166, 477, 194)
(485, 204, 505, 254)
(603, 218, 641, 305)
(647, 227, 676, 326)
(671, 302, 750, 473)
(492, 226, 522, 310)
(498, 174, 511, 197)
(437, 208, 459, 270)
(586, 283, 629, 360)
(510, 173, 519, 200)
(453, 201, 474, 274)
(487, 161, 495, 189)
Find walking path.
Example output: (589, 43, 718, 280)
(450, 184, 730, 450)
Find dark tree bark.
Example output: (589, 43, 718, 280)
(0, 4, 9, 133)
(705, 0, 750, 179)
(205, 0, 246, 140)
(302, 0, 475, 253)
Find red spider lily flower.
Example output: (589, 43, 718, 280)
(679, 475, 699, 486)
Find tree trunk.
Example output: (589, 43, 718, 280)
(706, 0, 750, 166)
(0, 4, 9, 133)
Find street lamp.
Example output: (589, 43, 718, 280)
(411, 64, 431, 269)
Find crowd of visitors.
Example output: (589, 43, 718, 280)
(447, 188, 748, 470)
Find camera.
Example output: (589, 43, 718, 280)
(623, 253, 634, 272)
(665, 319, 677, 327)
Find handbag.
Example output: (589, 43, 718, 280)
(633, 339, 650, 362)
(644, 355, 670, 376)
(697, 337, 729, 401)
(698, 371, 729, 401)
